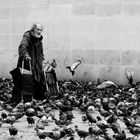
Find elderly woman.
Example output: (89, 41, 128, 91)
(10, 23, 45, 105)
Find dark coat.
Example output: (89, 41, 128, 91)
(16, 30, 45, 100)
(17, 30, 44, 83)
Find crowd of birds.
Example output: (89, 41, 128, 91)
(0, 60, 140, 139)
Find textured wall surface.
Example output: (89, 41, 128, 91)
(1, 0, 140, 84)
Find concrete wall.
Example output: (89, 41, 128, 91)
(1, 0, 140, 84)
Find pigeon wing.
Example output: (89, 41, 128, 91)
(97, 80, 116, 89)
(125, 70, 134, 80)
(70, 60, 81, 71)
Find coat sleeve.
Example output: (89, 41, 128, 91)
(40, 42, 44, 60)
(18, 35, 30, 58)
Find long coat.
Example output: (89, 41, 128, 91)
(17, 30, 44, 82)
(17, 30, 45, 100)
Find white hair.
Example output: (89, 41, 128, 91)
(31, 23, 43, 31)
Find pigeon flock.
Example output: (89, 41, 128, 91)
(0, 64, 140, 139)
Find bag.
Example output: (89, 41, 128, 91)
(10, 67, 22, 86)
(44, 69, 59, 98)
(10, 67, 22, 101)
(20, 60, 33, 102)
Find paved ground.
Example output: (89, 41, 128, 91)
(0, 109, 136, 140)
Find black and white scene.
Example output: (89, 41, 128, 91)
(0, 0, 140, 140)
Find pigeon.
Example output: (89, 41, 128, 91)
(50, 59, 57, 68)
(35, 128, 48, 140)
(66, 60, 81, 76)
(27, 117, 35, 126)
(97, 80, 117, 89)
(43, 59, 57, 71)
(9, 125, 18, 138)
(74, 125, 89, 139)
(125, 70, 134, 86)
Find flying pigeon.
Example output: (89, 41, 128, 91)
(66, 60, 81, 76)
(125, 70, 134, 86)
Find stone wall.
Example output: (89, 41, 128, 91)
(0, 0, 140, 84)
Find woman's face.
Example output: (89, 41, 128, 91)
(33, 25, 42, 38)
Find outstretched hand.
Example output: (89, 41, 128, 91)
(25, 56, 31, 61)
